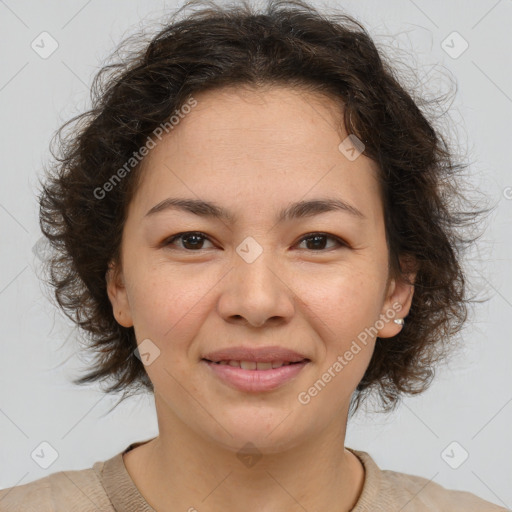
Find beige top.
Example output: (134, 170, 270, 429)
(0, 438, 508, 511)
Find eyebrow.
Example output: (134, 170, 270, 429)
(144, 197, 366, 223)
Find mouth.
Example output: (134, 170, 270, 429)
(201, 345, 309, 365)
(201, 359, 309, 370)
(200, 358, 311, 392)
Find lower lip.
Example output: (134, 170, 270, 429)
(202, 360, 310, 392)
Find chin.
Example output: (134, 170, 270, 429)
(200, 414, 310, 455)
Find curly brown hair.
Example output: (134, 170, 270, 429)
(38, 0, 492, 416)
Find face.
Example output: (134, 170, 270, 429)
(107, 85, 415, 454)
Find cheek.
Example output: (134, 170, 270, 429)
(294, 265, 385, 383)
(126, 260, 220, 353)
(299, 265, 385, 328)
(307, 276, 380, 397)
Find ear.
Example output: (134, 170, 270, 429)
(377, 255, 418, 338)
(106, 261, 134, 328)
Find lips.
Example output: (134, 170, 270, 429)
(202, 358, 310, 392)
(201, 345, 310, 365)
(208, 360, 299, 370)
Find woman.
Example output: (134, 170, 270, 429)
(0, 0, 506, 510)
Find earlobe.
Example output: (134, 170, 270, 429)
(106, 262, 134, 328)
(377, 259, 418, 338)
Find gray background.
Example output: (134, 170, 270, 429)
(0, 0, 511, 508)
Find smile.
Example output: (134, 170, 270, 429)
(201, 358, 310, 392)
(205, 359, 303, 370)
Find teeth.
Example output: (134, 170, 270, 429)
(256, 362, 273, 370)
(214, 360, 295, 370)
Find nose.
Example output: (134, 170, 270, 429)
(216, 250, 295, 328)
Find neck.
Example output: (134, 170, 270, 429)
(123, 395, 365, 512)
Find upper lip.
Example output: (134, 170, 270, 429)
(202, 345, 310, 363)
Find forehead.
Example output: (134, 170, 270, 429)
(129, 85, 383, 225)
(178, 84, 347, 143)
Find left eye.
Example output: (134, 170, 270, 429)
(163, 231, 346, 251)
(296, 233, 346, 251)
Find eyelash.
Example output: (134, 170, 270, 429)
(163, 231, 347, 252)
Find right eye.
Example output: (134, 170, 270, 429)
(162, 231, 216, 251)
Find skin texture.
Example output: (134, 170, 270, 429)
(107, 85, 416, 512)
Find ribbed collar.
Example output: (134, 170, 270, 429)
(96, 438, 382, 512)
(97, 438, 157, 512)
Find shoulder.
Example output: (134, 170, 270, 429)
(381, 468, 508, 511)
(0, 461, 113, 512)
(350, 449, 509, 512)
(0, 474, 51, 512)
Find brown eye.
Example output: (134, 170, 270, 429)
(164, 232, 214, 251)
(162, 231, 346, 252)
(296, 233, 346, 251)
